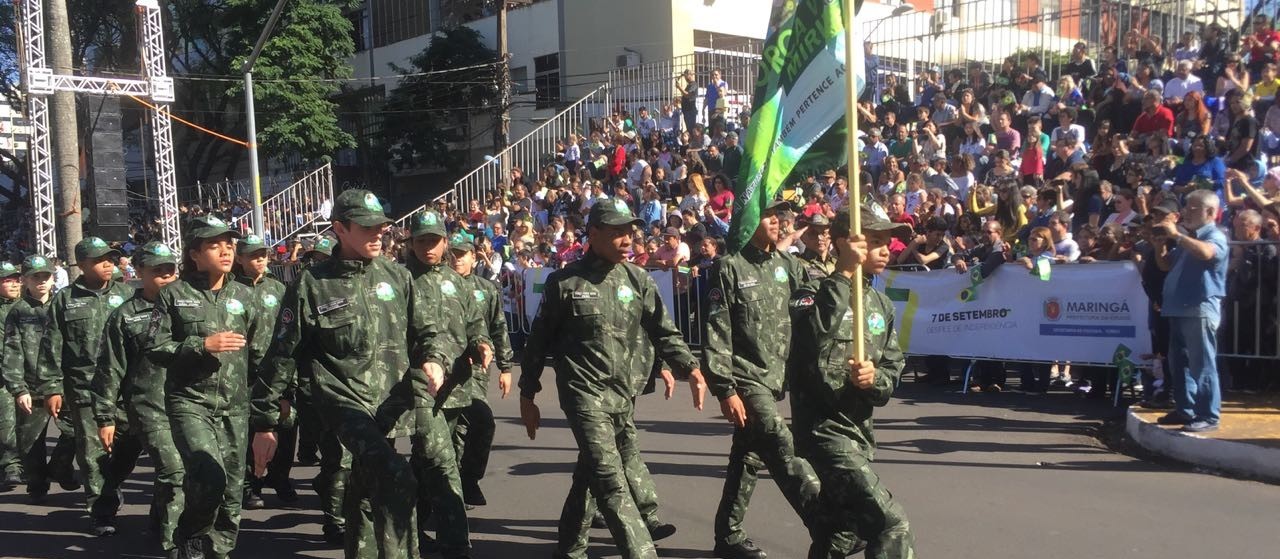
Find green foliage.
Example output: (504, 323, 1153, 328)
(381, 26, 499, 173)
(1006, 46, 1072, 72)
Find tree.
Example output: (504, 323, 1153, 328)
(381, 27, 499, 174)
(167, 0, 359, 185)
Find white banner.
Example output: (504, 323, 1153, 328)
(880, 262, 1153, 364)
(521, 267, 678, 324)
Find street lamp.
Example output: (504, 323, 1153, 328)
(243, 0, 291, 238)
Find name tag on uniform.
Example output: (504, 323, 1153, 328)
(571, 290, 600, 300)
(316, 298, 350, 315)
(67, 299, 89, 310)
(174, 299, 201, 308)
(737, 278, 759, 289)
(125, 313, 151, 324)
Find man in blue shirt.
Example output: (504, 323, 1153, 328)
(1155, 190, 1229, 432)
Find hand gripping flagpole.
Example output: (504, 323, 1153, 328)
(843, 0, 865, 364)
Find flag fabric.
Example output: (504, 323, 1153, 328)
(727, 0, 864, 253)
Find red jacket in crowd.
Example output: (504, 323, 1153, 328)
(1132, 105, 1175, 139)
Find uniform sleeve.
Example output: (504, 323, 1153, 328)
(245, 287, 275, 386)
(91, 309, 127, 426)
(408, 276, 447, 371)
(2, 310, 28, 396)
(518, 271, 562, 400)
(35, 293, 65, 398)
(145, 289, 216, 370)
(462, 281, 491, 361)
(804, 275, 857, 408)
(251, 281, 306, 432)
(639, 271, 697, 375)
(702, 260, 737, 400)
(865, 293, 906, 407)
(486, 283, 515, 372)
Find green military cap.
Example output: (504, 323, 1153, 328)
(831, 203, 912, 240)
(332, 189, 393, 227)
(0, 261, 19, 278)
(448, 231, 476, 252)
(410, 210, 447, 239)
(134, 241, 179, 268)
(22, 254, 55, 277)
(307, 236, 336, 256)
(186, 214, 242, 242)
(75, 236, 122, 261)
(588, 197, 642, 227)
(761, 198, 794, 216)
(237, 234, 269, 255)
(805, 214, 831, 228)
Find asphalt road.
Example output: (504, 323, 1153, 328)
(1, 376, 1277, 558)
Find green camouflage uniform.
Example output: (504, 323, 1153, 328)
(146, 217, 272, 558)
(0, 264, 20, 481)
(799, 248, 837, 282)
(235, 262, 294, 501)
(250, 189, 443, 559)
(791, 274, 914, 559)
(454, 265, 514, 487)
(703, 240, 821, 548)
(2, 256, 77, 496)
(520, 200, 698, 559)
(91, 242, 185, 552)
(38, 238, 133, 521)
(405, 213, 487, 556)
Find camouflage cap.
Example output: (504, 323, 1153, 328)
(134, 241, 179, 268)
(237, 234, 269, 255)
(185, 215, 242, 242)
(805, 213, 832, 228)
(75, 236, 122, 261)
(588, 197, 643, 227)
(410, 210, 447, 238)
(831, 203, 912, 240)
(0, 261, 19, 278)
(332, 189, 392, 227)
(307, 236, 336, 256)
(22, 254, 55, 277)
(448, 231, 476, 252)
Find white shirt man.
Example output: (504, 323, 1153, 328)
(1164, 63, 1204, 102)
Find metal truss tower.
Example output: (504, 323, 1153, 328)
(17, 0, 180, 254)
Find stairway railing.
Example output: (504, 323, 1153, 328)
(230, 163, 333, 245)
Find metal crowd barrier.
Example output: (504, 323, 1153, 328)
(1218, 240, 1280, 362)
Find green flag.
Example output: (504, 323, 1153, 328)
(727, 0, 863, 253)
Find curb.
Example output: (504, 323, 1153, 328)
(1125, 408, 1280, 483)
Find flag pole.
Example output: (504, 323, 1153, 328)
(843, 0, 865, 364)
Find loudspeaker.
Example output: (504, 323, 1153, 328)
(86, 97, 130, 242)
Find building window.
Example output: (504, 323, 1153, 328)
(371, 0, 431, 49)
(510, 66, 530, 94)
(534, 54, 561, 108)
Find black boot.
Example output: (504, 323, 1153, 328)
(714, 538, 769, 559)
(462, 479, 486, 507)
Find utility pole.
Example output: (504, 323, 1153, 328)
(46, 0, 81, 269)
(243, 0, 291, 238)
(494, 0, 510, 156)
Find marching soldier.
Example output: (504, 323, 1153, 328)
(249, 190, 442, 559)
(233, 234, 297, 510)
(447, 232, 514, 507)
(797, 214, 836, 281)
(91, 241, 186, 557)
(790, 206, 915, 559)
(38, 237, 133, 535)
(519, 198, 706, 559)
(146, 216, 273, 558)
(3, 255, 78, 501)
(404, 210, 489, 558)
(0, 261, 22, 489)
(704, 200, 821, 559)
(293, 234, 335, 468)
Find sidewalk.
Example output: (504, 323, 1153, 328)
(1127, 392, 1280, 483)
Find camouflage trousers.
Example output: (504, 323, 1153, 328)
(90, 423, 144, 522)
(295, 390, 320, 461)
(714, 392, 821, 546)
(451, 398, 495, 483)
(13, 402, 76, 494)
(0, 387, 19, 476)
(70, 403, 111, 515)
(314, 410, 350, 530)
(144, 427, 185, 553)
(334, 406, 417, 559)
(172, 412, 247, 559)
(803, 442, 914, 559)
(559, 408, 657, 559)
(411, 406, 469, 555)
